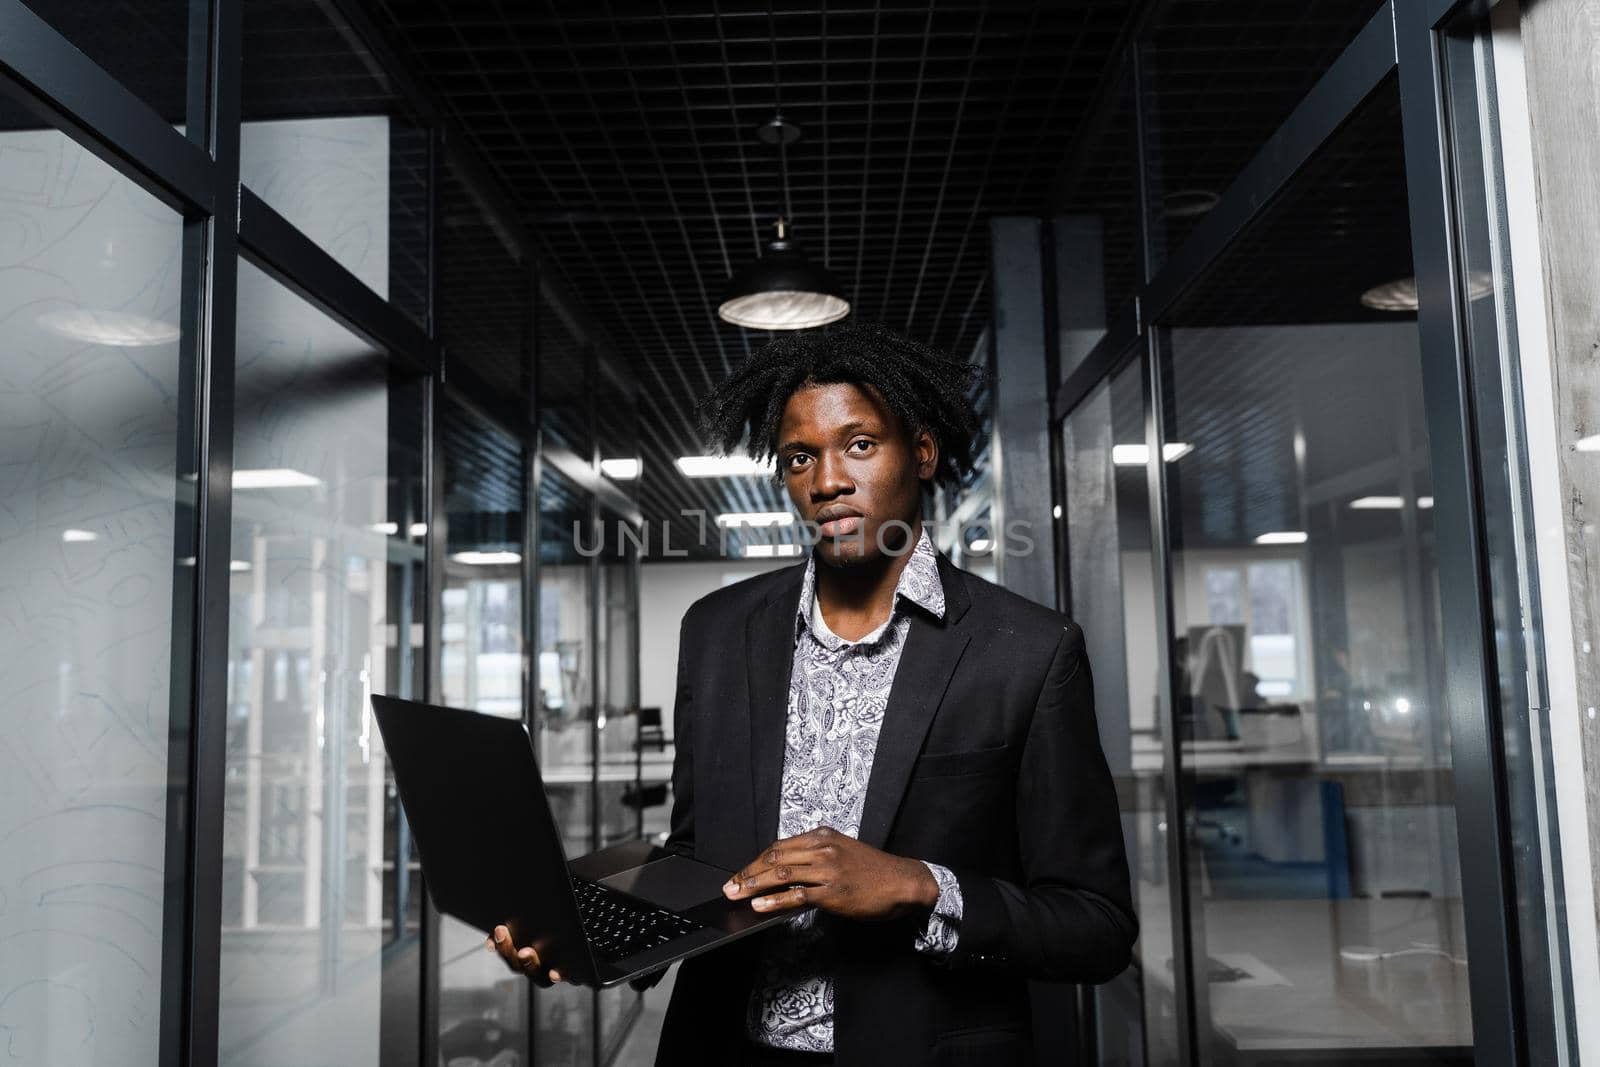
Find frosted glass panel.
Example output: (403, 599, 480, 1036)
(219, 261, 392, 1065)
(0, 129, 184, 1066)
(0, 127, 183, 1067)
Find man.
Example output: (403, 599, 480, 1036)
(492, 321, 1135, 1064)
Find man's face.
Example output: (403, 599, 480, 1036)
(775, 380, 937, 569)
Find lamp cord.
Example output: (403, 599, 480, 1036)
(769, 4, 793, 226)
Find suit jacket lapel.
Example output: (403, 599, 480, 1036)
(857, 552, 973, 850)
(745, 565, 804, 853)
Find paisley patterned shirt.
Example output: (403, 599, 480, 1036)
(747, 527, 964, 1052)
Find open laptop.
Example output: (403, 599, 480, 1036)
(370, 693, 787, 988)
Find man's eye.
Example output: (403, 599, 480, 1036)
(848, 439, 873, 452)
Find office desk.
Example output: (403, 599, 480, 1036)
(1138, 891, 1472, 1064)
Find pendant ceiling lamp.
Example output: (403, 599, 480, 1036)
(718, 217, 849, 330)
(717, 112, 850, 331)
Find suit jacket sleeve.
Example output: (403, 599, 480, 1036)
(664, 609, 697, 859)
(945, 622, 1137, 983)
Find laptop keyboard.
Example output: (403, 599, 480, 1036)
(572, 877, 704, 962)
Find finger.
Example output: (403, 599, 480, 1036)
(725, 852, 832, 899)
(726, 846, 831, 896)
(495, 926, 534, 972)
(548, 970, 563, 983)
(749, 885, 812, 914)
(521, 947, 560, 991)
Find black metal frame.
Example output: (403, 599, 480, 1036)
(2, 0, 1558, 1061)
(0, 1, 644, 1064)
(1046, 0, 1560, 1063)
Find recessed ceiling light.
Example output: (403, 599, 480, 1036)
(967, 538, 993, 554)
(675, 455, 773, 477)
(744, 543, 802, 558)
(716, 511, 794, 527)
(233, 468, 322, 489)
(601, 458, 641, 479)
(1111, 442, 1193, 466)
(451, 550, 522, 566)
(1577, 434, 1600, 452)
(370, 522, 399, 535)
(1349, 496, 1435, 510)
(1162, 189, 1221, 219)
(1254, 531, 1308, 545)
(1360, 271, 1494, 312)
(409, 522, 429, 537)
(61, 529, 99, 542)
(230, 560, 252, 572)
(37, 308, 181, 347)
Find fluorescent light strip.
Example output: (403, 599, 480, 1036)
(1576, 434, 1600, 452)
(675, 455, 773, 478)
(451, 551, 522, 566)
(1349, 496, 1436, 510)
(716, 511, 794, 527)
(409, 522, 428, 537)
(61, 529, 98, 542)
(1254, 531, 1308, 545)
(370, 522, 399, 535)
(744, 544, 802, 559)
(601, 458, 641, 479)
(233, 468, 322, 489)
(1111, 442, 1194, 466)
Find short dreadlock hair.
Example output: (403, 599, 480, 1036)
(696, 320, 987, 488)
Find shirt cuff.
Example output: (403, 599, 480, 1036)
(913, 861, 963, 956)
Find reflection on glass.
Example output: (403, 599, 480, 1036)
(0, 130, 183, 1065)
(220, 261, 395, 1065)
(596, 534, 643, 1055)
(1052, 65, 1139, 381)
(1159, 84, 1471, 1063)
(242, 0, 430, 324)
(540, 285, 593, 459)
(535, 466, 595, 1065)
(1138, 0, 1385, 268)
(1443, 11, 1572, 1061)
(1063, 360, 1177, 1064)
(438, 162, 528, 398)
(437, 397, 530, 1065)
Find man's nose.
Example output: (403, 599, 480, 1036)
(811, 451, 854, 498)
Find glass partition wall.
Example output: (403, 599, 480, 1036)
(533, 464, 646, 1065)
(0, 4, 643, 1066)
(0, 0, 1571, 1064)
(1051, 3, 1574, 1065)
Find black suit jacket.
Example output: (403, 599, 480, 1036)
(654, 548, 1135, 1066)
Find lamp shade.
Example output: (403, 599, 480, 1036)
(718, 226, 849, 330)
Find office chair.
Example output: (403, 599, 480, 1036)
(635, 706, 667, 752)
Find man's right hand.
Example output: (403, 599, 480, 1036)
(486, 924, 565, 986)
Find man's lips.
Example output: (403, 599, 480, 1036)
(817, 514, 862, 537)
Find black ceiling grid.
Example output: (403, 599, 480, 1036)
(363, 0, 1135, 558)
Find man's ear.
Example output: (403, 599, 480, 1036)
(915, 430, 939, 482)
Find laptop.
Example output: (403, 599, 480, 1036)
(370, 693, 788, 988)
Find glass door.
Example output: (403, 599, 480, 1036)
(434, 396, 530, 1066)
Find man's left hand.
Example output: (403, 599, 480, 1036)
(722, 825, 939, 921)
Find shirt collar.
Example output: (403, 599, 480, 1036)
(794, 525, 945, 647)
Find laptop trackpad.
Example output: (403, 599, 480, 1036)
(599, 854, 730, 912)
